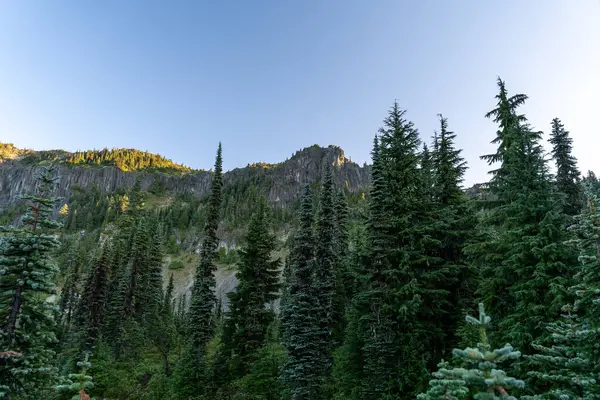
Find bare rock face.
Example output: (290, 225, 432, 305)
(0, 145, 371, 208)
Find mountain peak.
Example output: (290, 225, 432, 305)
(289, 145, 349, 167)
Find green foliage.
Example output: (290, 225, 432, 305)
(337, 103, 438, 399)
(0, 165, 62, 399)
(168, 260, 185, 270)
(55, 352, 95, 400)
(523, 188, 600, 400)
(177, 143, 224, 397)
(2, 78, 598, 399)
(281, 186, 323, 399)
(467, 78, 577, 362)
(418, 303, 525, 400)
(0, 142, 26, 159)
(313, 162, 337, 382)
(66, 147, 191, 173)
(549, 118, 583, 216)
(220, 197, 281, 380)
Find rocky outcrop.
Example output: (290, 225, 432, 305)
(0, 145, 371, 209)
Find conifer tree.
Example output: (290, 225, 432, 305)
(188, 142, 223, 351)
(469, 79, 577, 361)
(481, 76, 529, 189)
(339, 104, 433, 399)
(549, 118, 583, 216)
(174, 143, 223, 395)
(281, 185, 322, 399)
(221, 197, 281, 379)
(313, 162, 336, 381)
(60, 243, 86, 331)
(524, 188, 600, 400)
(125, 217, 152, 320)
(164, 273, 175, 314)
(77, 242, 111, 350)
(331, 190, 350, 344)
(55, 352, 95, 400)
(0, 165, 62, 398)
(421, 143, 435, 198)
(428, 115, 476, 361)
(418, 303, 525, 400)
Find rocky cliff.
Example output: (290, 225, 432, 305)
(0, 144, 371, 209)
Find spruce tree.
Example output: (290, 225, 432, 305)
(481, 76, 529, 189)
(549, 118, 583, 216)
(188, 142, 223, 352)
(524, 188, 600, 400)
(428, 114, 476, 362)
(469, 79, 577, 364)
(175, 143, 223, 396)
(59, 242, 86, 332)
(281, 185, 321, 399)
(339, 104, 433, 399)
(77, 242, 111, 350)
(0, 165, 62, 398)
(331, 190, 350, 344)
(125, 217, 152, 320)
(313, 162, 336, 381)
(164, 273, 175, 314)
(418, 303, 525, 400)
(221, 197, 281, 379)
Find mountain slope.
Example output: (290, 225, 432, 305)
(0, 143, 370, 209)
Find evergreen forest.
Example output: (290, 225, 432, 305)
(2, 78, 600, 400)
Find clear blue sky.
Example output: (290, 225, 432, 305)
(1, 1, 598, 185)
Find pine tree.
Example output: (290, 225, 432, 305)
(281, 185, 322, 399)
(0, 165, 62, 398)
(188, 142, 223, 351)
(175, 143, 223, 396)
(164, 273, 175, 314)
(313, 162, 336, 382)
(331, 190, 350, 345)
(221, 197, 281, 379)
(60, 242, 86, 332)
(428, 115, 476, 363)
(468, 79, 577, 364)
(55, 352, 95, 400)
(77, 242, 111, 350)
(481, 76, 529, 189)
(339, 104, 433, 399)
(549, 118, 583, 216)
(524, 188, 600, 400)
(418, 303, 525, 400)
(125, 217, 152, 320)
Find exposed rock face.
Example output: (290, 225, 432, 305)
(0, 145, 371, 209)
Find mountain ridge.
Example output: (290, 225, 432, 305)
(0, 142, 371, 209)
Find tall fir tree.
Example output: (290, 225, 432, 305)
(331, 189, 350, 345)
(481, 76, 529, 190)
(418, 303, 525, 400)
(59, 242, 86, 332)
(524, 187, 600, 400)
(0, 166, 62, 399)
(77, 242, 112, 351)
(313, 162, 336, 383)
(175, 143, 223, 396)
(468, 79, 577, 369)
(281, 185, 322, 399)
(428, 114, 476, 361)
(549, 117, 583, 216)
(221, 197, 281, 380)
(163, 273, 175, 314)
(339, 104, 434, 399)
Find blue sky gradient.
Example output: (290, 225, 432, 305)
(1, 1, 598, 185)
